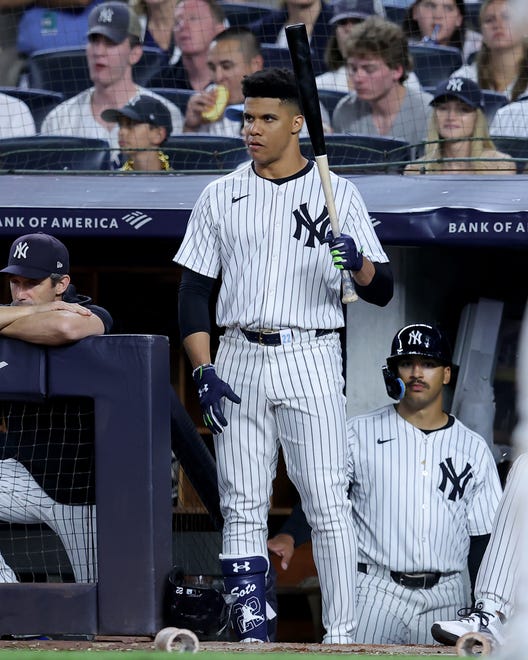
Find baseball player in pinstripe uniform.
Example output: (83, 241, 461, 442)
(268, 323, 502, 644)
(0, 233, 113, 583)
(431, 452, 527, 647)
(175, 67, 393, 643)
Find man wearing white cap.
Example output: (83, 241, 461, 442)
(40, 1, 183, 166)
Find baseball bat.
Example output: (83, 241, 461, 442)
(285, 23, 358, 304)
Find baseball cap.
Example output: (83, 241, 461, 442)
(329, 0, 386, 25)
(101, 95, 173, 135)
(87, 1, 143, 44)
(430, 77, 483, 110)
(1, 233, 69, 279)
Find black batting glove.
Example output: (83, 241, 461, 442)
(192, 363, 241, 434)
(324, 231, 363, 272)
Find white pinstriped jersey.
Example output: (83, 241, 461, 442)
(175, 160, 388, 330)
(347, 405, 502, 574)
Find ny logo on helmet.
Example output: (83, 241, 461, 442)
(408, 330, 423, 345)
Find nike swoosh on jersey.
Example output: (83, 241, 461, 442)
(232, 195, 249, 203)
(376, 438, 395, 444)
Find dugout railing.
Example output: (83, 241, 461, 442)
(0, 334, 172, 636)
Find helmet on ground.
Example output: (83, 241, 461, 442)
(387, 323, 452, 370)
(166, 568, 234, 640)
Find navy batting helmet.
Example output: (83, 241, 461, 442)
(387, 323, 452, 370)
(167, 568, 234, 640)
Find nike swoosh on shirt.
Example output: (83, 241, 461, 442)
(232, 195, 249, 203)
(376, 438, 395, 444)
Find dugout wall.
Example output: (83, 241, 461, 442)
(0, 334, 172, 636)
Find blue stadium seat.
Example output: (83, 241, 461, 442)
(260, 44, 292, 70)
(300, 133, 412, 173)
(0, 87, 64, 132)
(489, 137, 528, 174)
(150, 87, 194, 115)
(317, 89, 348, 120)
(0, 136, 111, 171)
(164, 134, 248, 170)
(384, 5, 407, 24)
(409, 44, 463, 88)
(220, 2, 273, 27)
(481, 90, 508, 124)
(27, 46, 165, 98)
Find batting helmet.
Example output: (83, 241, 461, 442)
(166, 568, 235, 640)
(387, 324, 452, 370)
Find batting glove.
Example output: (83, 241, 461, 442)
(325, 231, 363, 272)
(192, 363, 241, 434)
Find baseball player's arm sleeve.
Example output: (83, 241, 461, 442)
(178, 268, 216, 340)
(278, 500, 312, 547)
(354, 261, 393, 307)
(468, 533, 491, 600)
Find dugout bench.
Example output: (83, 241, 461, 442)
(0, 335, 172, 636)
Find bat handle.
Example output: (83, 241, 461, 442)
(341, 270, 358, 304)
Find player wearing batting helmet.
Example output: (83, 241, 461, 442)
(268, 322, 502, 644)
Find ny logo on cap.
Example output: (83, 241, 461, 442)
(57, 261, 64, 269)
(446, 78, 464, 92)
(13, 241, 29, 260)
(408, 330, 423, 345)
(98, 7, 114, 23)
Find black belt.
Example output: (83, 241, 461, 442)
(358, 563, 441, 590)
(240, 328, 333, 346)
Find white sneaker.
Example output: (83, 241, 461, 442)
(431, 601, 507, 646)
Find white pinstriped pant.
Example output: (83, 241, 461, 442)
(0, 459, 97, 583)
(354, 569, 467, 644)
(214, 328, 357, 644)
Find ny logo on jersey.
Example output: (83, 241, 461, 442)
(292, 203, 331, 248)
(438, 457, 473, 501)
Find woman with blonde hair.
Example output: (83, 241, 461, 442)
(129, 0, 178, 64)
(405, 76, 516, 174)
(451, 0, 528, 101)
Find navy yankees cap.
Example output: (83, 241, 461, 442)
(101, 95, 173, 135)
(87, 1, 143, 44)
(430, 77, 483, 110)
(329, 0, 385, 25)
(1, 233, 70, 279)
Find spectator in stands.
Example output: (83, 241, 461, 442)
(402, 0, 482, 63)
(332, 16, 433, 146)
(144, 0, 226, 90)
(248, 0, 333, 76)
(182, 26, 263, 136)
(39, 1, 183, 166)
(0, 92, 35, 137)
(14, 0, 101, 58)
(101, 94, 173, 170)
(451, 0, 528, 101)
(490, 95, 528, 137)
(316, 0, 386, 93)
(0, 232, 113, 584)
(130, 0, 177, 65)
(404, 76, 516, 173)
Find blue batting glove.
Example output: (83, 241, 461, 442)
(192, 363, 241, 434)
(324, 231, 363, 272)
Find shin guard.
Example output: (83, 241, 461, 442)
(221, 554, 268, 642)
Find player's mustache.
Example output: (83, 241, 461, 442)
(408, 378, 428, 388)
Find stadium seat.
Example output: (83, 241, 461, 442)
(150, 87, 194, 115)
(300, 133, 412, 173)
(317, 89, 348, 121)
(0, 136, 111, 171)
(383, 5, 407, 25)
(220, 2, 273, 27)
(0, 87, 64, 132)
(164, 134, 248, 170)
(26, 46, 165, 98)
(464, 2, 482, 32)
(409, 44, 463, 88)
(260, 44, 292, 70)
(489, 136, 528, 174)
(481, 90, 509, 124)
